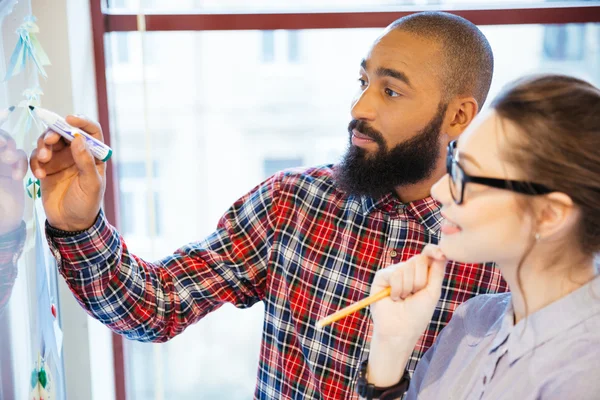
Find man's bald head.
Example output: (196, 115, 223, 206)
(389, 12, 494, 109)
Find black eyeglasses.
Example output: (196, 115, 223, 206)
(446, 140, 554, 205)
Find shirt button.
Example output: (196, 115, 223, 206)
(483, 376, 487, 384)
(389, 250, 398, 258)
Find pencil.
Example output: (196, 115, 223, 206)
(316, 287, 392, 329)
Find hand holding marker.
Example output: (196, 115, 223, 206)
(29, 106, 113, 162)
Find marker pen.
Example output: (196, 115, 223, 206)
(29, 106, 112, 162)
(0, 106, 15, 127)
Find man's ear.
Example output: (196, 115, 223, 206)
(444, 96, 478, 139)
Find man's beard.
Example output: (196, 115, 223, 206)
(334, 102, 447, 199)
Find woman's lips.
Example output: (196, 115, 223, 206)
(441, 213, 462, 235)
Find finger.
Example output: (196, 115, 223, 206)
(38, 145, 76, 176)
(71, 136, 101, 189)
(37, 130, 70, 164)
(36, 131, 54, 163)
(42, 128, 61, 144)
(371, 268, 393, 294)
(30, 148, 47, 179)
(413, 255, 429, 292)
(399, 262, 415, 299)
(426, 259, 448, 298)
(422, 244, 446, 261)
(43, 129, 68, 152)
(65, 115, 104, 141)
(389, 267, 405, 301)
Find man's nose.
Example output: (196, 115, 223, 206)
(351, 89, 377, 122)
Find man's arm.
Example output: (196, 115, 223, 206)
(0, 222, 26, 314)
(46, 174, 281, 342)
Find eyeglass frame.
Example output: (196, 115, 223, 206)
(446, 140, 554, 205)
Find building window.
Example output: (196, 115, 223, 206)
(115, 35, 130, 64)
(119, 191, 136, 236)
(108, 0, 127, 9)
(118, 161, 161, 236)
(263, 158, 303, 178)
(543, 24, 585, 61)
(261, 31, 275, 63)
(288, 31, 300, 63)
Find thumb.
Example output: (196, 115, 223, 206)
(71, 136, 100, 188)
(426, 258, 447, 298)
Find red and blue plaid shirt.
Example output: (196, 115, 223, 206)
(45, 165, 507, 399)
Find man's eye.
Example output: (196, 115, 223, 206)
(358, 78, 368, 87)
(385, 88, 400, 97)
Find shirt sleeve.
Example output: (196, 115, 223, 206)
(0, 222, 26, 314)
(404, 330, 440, 399)
(404, 299, 472, 399)
(46, 173, 282, 342)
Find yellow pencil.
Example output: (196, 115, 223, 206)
(316, 287, 392, 329)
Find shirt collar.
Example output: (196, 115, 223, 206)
(360, 194, 443, 234)
(405, 197, 443, 234)
(491, 275, 600, 364)
(489, 299, 515, 352)
(360, 193, 400, 216)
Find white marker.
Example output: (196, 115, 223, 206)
(29, 106, 112, 162)
(0, 106, 15, 127)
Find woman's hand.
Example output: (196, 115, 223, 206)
(365, 245, 447, 387)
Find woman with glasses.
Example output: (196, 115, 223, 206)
(357, 74, 600, 399)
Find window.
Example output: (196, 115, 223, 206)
(543, 24, 586, 61)
(104, 23, 600, 399)
(108, 0, 127, 9)
(118, 161, 162, 237)
(119, 192, 136, 236)
(116, 35, 130, 64)
(118, 161, 158, 179)
(263, 157, 304, 178)
(288, 31, 300, 63)
(1, 1, 67, 399)
(106, 0, 578, 13)
(261, 31, 275, 63)
(261, 30, 302, 64)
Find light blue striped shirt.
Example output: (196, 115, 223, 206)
(407, 275, 600, 399)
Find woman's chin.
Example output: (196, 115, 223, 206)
(438, 238, 488, 265)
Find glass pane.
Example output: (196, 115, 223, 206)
(105, 23, 600, 399)
(105, 0, 597, 13)
(1, 2, 67, 399)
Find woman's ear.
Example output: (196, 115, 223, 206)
(534, 192, 577, 241)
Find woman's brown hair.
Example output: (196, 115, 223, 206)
(491, 74, 600, 256)
(490, 74, 600, 317)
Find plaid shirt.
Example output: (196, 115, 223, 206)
(45, 165, 508, 399)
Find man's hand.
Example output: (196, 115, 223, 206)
(30, 115, 106, 232)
